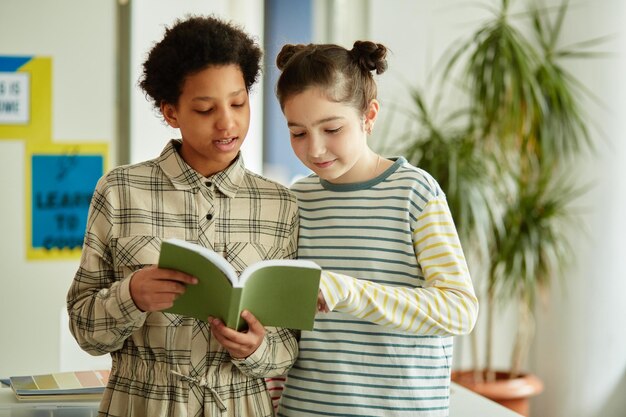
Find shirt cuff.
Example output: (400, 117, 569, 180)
(319, 270, 349, 311)
(113, 272, 146, 324)
(231, 333, 270, 372)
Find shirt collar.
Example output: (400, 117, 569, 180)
(158, 139, 245, 198)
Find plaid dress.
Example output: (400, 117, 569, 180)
(67, 140, 300, 417)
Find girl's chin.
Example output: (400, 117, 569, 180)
(310, 167, 331, 180)
(314, 171, 342, 182)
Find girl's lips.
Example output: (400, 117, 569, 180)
(213, 137, 238, 152)
(313, 160, 335, 169)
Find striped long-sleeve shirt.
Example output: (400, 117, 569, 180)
(277, 157, 478, 417)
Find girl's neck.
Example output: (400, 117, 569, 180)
(329, 151, 389, 184)
(369, 152, 392, 179)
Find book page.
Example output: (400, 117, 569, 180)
(159, 239, 239, 322)
(162, 238, 236, 284)
(238, 261, 321, 330)
(238, 259, 319, 287)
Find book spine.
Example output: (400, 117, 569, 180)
(226, 288, 244, 330)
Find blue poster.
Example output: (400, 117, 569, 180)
(31, 154, 102, 250)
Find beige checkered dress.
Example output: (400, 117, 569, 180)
(67, 140, 299, 417)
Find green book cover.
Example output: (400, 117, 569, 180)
(158, 238, 321, 331)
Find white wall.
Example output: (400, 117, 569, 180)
(0, 0, 117, 375)
(530, 2, 626, 416)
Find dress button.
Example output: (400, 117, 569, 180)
(205, 181, 212, 187)
(206, 213, 213, 221)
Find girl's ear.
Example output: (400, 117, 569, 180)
(161, 102, 180, 128)
(364, 99, 380, 134)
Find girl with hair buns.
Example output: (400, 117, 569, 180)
(274, 41, 479, 417)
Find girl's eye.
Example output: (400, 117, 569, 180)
(196, 108, 214, 114)
(232, 102, 245, 108)
(290, 131, 306, 138)
(326, 127, 342, 134)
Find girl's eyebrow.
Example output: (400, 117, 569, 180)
(288, 116, 344, 128)
(192, 89, 247, 102)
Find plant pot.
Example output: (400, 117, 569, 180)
(452, 370, 544, 416)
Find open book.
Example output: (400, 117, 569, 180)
(9, 369, 109, 401)
(158, 238, 321, 331)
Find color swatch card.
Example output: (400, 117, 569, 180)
(10, 369, 110, 401)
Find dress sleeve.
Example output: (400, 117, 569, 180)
(232, 327, 299, 378)
(284, 205, 299, 260)
(66, 178, 146, 355)
(319, 196, 479, 336)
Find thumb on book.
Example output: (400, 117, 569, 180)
(241, 310, 263, 332)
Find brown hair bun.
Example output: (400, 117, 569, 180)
(276, 44, 309, 70)
(350, 40, 388, 75)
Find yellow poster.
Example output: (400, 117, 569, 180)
(26, 142, 108, 260)
(0, 56, 51, 143)
(1, 55, 109, 260)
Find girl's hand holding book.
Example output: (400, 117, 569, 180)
(317, 290, 329, 313)
(208, 310, 265, 359)
(129, 265, 198, 312)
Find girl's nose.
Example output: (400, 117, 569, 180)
(308, 136, 326, 158)
(216, 107, 235, 131)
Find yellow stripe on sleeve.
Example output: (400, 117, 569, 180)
(390, 288, 400, 319)
(420, 251, 458, 262)
(324, 272, 341, 307)
(422, 305, 436, 334)
(381, 291, 389, 315)
(406, 293, 421, 332)
(361, 307, 378, 320)
(395, 291, 413, 330)
(361, 287, 378, 319)
(421, 242, 461, 252)
(460, 297, 472, 331)
(418, 210, 448, 220)
(414, 232, 455, 245)
(413, 222, 453, 235)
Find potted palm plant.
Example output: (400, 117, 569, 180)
(385, 0, 605, 415)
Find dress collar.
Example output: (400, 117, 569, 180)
(158, 139, 245, 198)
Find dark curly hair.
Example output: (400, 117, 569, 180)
(139, 15, 262, 109)
(275, 41, 388, 113)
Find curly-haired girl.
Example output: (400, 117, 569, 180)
(67, 15, 299, 417)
